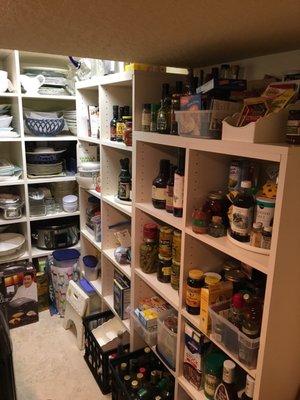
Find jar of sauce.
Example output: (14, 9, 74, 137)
(186, 269, 204, 315)
(157, 255, 172, 283)
(124, 120, 132, 146)
(202, 191, 224, 222)
(140, 223, 158, 273)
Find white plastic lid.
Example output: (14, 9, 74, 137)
(245, 374, 255, 397)
(223, 359, 236, 384)
(241, 180, 252, 188)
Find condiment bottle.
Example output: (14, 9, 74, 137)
(165, 165, 176, 213)
(171, 260, 180, 291)
(230, 180, 254, 242)
(158, 226, 173, 258)
(214, 360, 238, 400)
(173, 148, 185, 217)
(118, 158, 131, 201)
(172, 229, 181, 262)
(228, 293, 245, 329)
(186, 269, 204, 315)
(157, 255, 172, 283)
(204, 351, 227, 400)
(209, 216, 226, 238)
(110, 105, 119, 141)
(241, 375, 255, 400)
(142, 103, 151, 131)
(250, 222, 263, 247)
(124, 120, 132, 147)
(116, 106, 125, 142)
(152, 159, 170, 209)
(261, 226, 272, 249)
(139, 223, 158, 274)
(192, 208, 208, 234)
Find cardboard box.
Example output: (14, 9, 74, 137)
(200, 281, 233, 334)
(0, 261, 38, 329)
(113, 269, 130, 320)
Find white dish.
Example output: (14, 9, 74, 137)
(63, 195, 78, 204)
(26, 148, 66, 155)
(0, 116, 13, 128)
(63, 202, 78, 213)
(0, 233, 26, 256)
(226, 232, 270, 255)
(80, 162, 100, 171)
(0, 246, 26, 263)
(0, 170, 22, 181)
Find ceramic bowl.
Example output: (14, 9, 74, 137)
(0, 116, 13, 128)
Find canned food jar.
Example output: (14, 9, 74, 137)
(159, 226, 173, 257)
(255, 196, 275, 228)
(172, 230, 181, 262)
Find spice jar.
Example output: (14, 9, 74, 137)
(250, 222, 263, 247)
(203, 191, 224, 222)
(124, 120, 132, 147)
(225, 269, 246, 292)
(192, 208, 208, 234)
(172, 230, 181, 262)
(171, 260, 180, 291)
(157, 255, 172, 283)
(261, 226, 272, 250)
(159, 226, 173, 258)
(186, 269, 204, 315)
(139, 223, 158, 273)
(208, 216, 226, 238)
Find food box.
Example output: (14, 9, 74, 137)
(113, 269, 130, 320)
(0, 261, 38, 329)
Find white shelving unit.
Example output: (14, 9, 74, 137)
(0, 49, 79, 264)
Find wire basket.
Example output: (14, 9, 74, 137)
(25, 117, 65, 136)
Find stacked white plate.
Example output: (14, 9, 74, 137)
(63, 110, 77, 135)
(0, 106, 18, 138)
(0, 233, 26, 262)
(63, 194, 78, 212)
(0, 159, 22, 181)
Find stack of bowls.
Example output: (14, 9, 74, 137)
(62, 195, 78, 212)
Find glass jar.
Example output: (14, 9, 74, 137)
(124, 120, 132, 147)
(171, 260, 180, 290)
(192, 208, 208, 234)
(225, 269, 246, 292)
(186, 269, 204, 315)
(203, 191, 224, 222)
(208, 215, 226, 238)
(140, 223, 158, 273)
(159, 226, 173, 258)
(172, 230, 181, 262)
(157, 255, 172, 283)
(250, 222, 263, 248)
(261, 226, 272, 250)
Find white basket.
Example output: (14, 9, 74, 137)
(131, 311, 158, 347)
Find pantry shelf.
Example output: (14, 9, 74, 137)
(135, 202, 183, 230)
(102, 248, 131, 279)
(0, 216, 27, 225)
(27, 175, 76, 184)
(135, 268, 179, 310)
(21, 93, 76, 101)
(24, 135, 78, 141)
(31, 242, 81, 259)
(80, 228, 102, 252)
(0, 179, 25, 187)
(89, 277, 102, 297)
(101, 139, 132, 152)
(178, 376, 206, 400)
(0, 137, 21, 142)
(185, 226, 269, 274)
(103, 294, 130, 332)
(102, 194, 132, 217)
(86, 189, 102, 200)
(29, 210, 80, 222)
(77, 136, 100, 144)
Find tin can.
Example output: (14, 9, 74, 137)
(159, 226, 173, 257)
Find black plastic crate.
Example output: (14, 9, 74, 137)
(83, 310, 130, 395)
(109, 347, 175, 400)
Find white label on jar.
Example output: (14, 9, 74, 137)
(142, 112, 151, 128)
(231, 206, 253, 235)
(255, 201, 275, 227)
(173, 174, 184, 208)
(204, 374, 218, 397)
(152, 186, 165, 201)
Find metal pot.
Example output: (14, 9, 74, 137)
(0, 193, 23, 220)
(32, 222, 79, 250)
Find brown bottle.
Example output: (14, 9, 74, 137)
(152, 159, 170, 209)
(214, 360, 238, 400)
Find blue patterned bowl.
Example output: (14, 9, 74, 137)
(25, 117, 65, 136)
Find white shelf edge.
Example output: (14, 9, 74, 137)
(103, 294, 130, 332)
(0, 179, 25, 187)
(24, 135, 77, 141)
(77, 135, 100, 144)
(21, 93, 76, 101)
(178, 376, 206, 400)
(102, 248, 131, 279)
(85, 189, 102, 200)
(135, 202, 183, 230)
(80, 228, 102, 252)
(101, 139, 133, 152)
(0, 137, 21, 142)
(30, 210, 80, 221)
(0, 216, 27, 226)
(31, 242, 81, 259)
(89, 277, 102, 297)
(102, 194, 132, 217)
(27, 175, 76, 184)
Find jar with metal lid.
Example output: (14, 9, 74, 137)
(0, 193, 23, 220)
(172, 229, 181, 262)
(157, 255, 172, 283)
(202, 191, 224, 222)
(171, 260, 180, 290)
(225, 269, 246, 292)
(140, 223, 158, 273)
(186, 269, 204, 315)
(204, 274, 221, 287)
(159, 226, 173, 258)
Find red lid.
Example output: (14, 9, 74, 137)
(139, 367, 146, 374)
(232, 293, 244, 309)
(143, 223, 158, 240)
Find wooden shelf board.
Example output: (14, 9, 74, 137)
(21, 93, 76, 101)
(31, 242, 81, 259)
(27, 175, 76, 184)
(76, 78, 100, 90)
(186, 226, 269, 274)
(181, 308, 256, 379)
(135, 268, 179, 310)
(102, 194, 132, 217)
(86, 189, 102, 200)
(101, 139, 132, 152)
(102, 248, 131, 279)
(135, 202, 183, 230)
(77, 135, 100, 144)
(100, 71, 133, 87)
(0, 216, 27, 226)
(0, 179, 25, 187)
(0, 92, 19, 98)
(89, 277, 102, 297)
(30, 210, 80, 221)
(103, 294, 130, 332)
(178, 376, 206, 400)
(24, 135, 77, 141)
(80, 228, 102, 252)
(0, 137, 21, 142)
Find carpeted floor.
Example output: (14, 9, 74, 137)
(11, 310, 110, 400)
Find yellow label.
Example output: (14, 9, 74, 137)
(186, 286, 201, 308)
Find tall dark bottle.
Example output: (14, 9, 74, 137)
(173, 148, 185, 217)
(170, 81, 183, 135)
(152, 159, 170, 209)
(241, 375, 255, 400)
(118, 158, 131, 201)
(165, 165, 176, 213)
(110, 105, 119, 141)
(157, 84, 171, 134)
(214, 360, 239, 400)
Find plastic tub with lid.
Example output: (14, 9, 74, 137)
(83, 255, 99, 281)
(52, 249, 80, 268)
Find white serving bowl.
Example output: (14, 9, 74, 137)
(63, 202, 78, 213)
(0, 115, 13, 128)
(80, 162, 100, 171)
(63, 195, 78, 204)
(75, 174, 95, 190)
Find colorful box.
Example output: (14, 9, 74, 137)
(113, 269, 130, 320)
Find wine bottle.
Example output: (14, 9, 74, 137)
(165, 164, 176, 213)
(157, 84, 171, 134)
(173, 148, 185, 217)
(241, 375, 255, 400)
(152, 159, 170, 209)
(118, 158, 131, 201)
(214, 360, 238, 400)
(110, 105, 119, 141)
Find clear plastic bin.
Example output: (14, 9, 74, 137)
(175, 110, 232, 139)
(157, 310, 178, 370)
(209, 301, 260, 369)
(131, 311, 157, 347)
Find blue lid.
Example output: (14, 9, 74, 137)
(53, 249, 80, 262)
(83, 255, 98, 268)
(79, 278, 95, 294)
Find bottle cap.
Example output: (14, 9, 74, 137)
(188, 269, 204, 280)
(263, 226, 272, 233)
(223, 359, 236, 384)
(232, 292, 245, 309)
(144, 347, 151, 354)
(241, 180, 252, 188)
(253, 222, 263, 229)
(204, 275, 220, 285)
(136, 372, 144, 380)
(245, 374, 255, 397)
(131, 380, 138, 389)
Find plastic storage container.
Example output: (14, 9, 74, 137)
(156, 310, 178, 370)
(131, 311, 158, 347)
(175, 110, 232, 139)
(83, 310, 130, 394)
(83, 255, 99, 281)
(209, 301, 260, 369)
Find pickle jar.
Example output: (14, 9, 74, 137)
(159, 226, 173, 258)
(172, 229, 182, 262)
(157, 255, 172, 283)
(140, 223, 158, 273)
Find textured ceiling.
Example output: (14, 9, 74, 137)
(0, 0, 299, 67)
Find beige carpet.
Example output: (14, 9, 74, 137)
(10, 310, 110, 400)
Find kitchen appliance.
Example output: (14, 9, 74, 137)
(0, 194, 23, 220)
(0, 309, 17, 400)
(32, 220, 79, 250)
